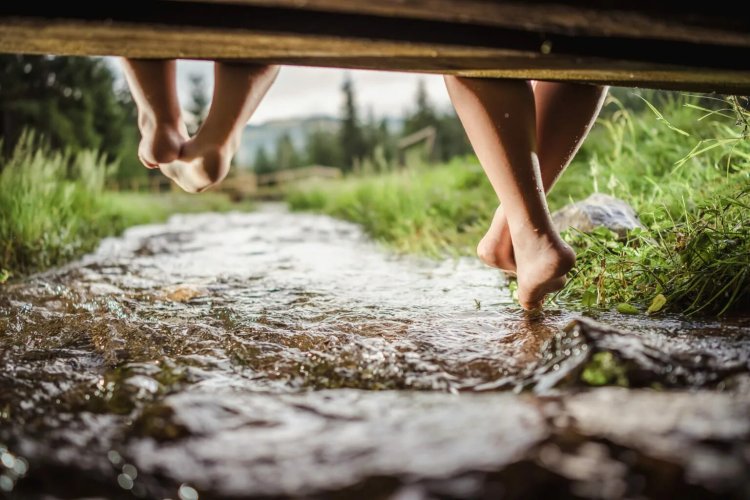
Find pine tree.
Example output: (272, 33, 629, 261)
(0, 55, 143, 180)
(275, 134, 301, 171)
(400, 79, 471, 163)
(253, 145, 274, 174)
(377, 118, 396, 166)
(436, 109, 472, 162)
(306, 128, 342, 167)
(187, 73, 209, 134)
(403, 79, 438, 136)
(360, 109, 394, 171)
(0, 55, 136, 159)
(338, 75, 366, 172)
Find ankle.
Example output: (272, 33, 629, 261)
(512, 224, 572, 261)
(138, 110, 182, 133)
(509, 217, 557, 245)
(188, 132, 239, 157)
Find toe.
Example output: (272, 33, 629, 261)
(139, 127, 185, 167)
(518, 276, 567, 310)
(138, 153, 160, 169)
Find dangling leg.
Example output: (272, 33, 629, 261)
(161, 63, 279, 193)
(477, 82, 608, 271)
(444, 76, 575, 309)
(120, 58, 187, 168)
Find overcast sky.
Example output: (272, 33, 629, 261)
(110, 59, 453, 124)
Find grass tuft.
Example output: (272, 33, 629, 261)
(0, 134, 250, 279)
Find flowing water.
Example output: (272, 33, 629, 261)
(1, 205, 749, 499)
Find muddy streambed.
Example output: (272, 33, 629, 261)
(1, 206, 749, 499)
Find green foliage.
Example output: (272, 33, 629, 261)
(0, 134, 116, 274)
(339, 76, 367, 171)
(402, 79, 472, 162)
(0, 135, 247, 278)
(298, 77, 470, 174)
(101, 191, 250, 232)
(361, 112, 396, 171)
(434, 109, 473, 163)
(581, 352, 629, 387)
(559, 187, 750, 315)
(547, 93, 749, 218)
(275, 133, 302, 171)
(288, 156, 493, 255)
(553, 93, 750, 315)
(402, 79, 438, 136)
(306, 127, 342, 167)
(187, 73, 209, 134)
(0, 55, 141, 180)
(253, 146, 275, 174)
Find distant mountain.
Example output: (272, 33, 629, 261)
(235, 115, 338, 169)
(235, 115, 403, 169)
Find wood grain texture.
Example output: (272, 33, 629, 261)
(1, 1, 749, 93)
(191, 0, 750, 47)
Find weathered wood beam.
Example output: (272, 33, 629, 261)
(1, 2, 749, 93)
(196, 0, 750, 48)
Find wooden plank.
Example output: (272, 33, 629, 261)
(1, 2, 749, 93)
(194, 0, 750, 47)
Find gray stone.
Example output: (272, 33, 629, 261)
(552, 193, 644, 238)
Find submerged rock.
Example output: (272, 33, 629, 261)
(552, 193, 644, 238)
(7, 388, 749, 499)
(528, 317, 750, 392)
(162, 283, 208, 302)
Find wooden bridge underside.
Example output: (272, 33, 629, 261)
(1, 1, 749, 93)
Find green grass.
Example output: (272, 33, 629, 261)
(552, 94, 750, 315)
(287, 156, 494, 256)
(0, 135, 251, 280)
(103, 191, 250, 229)
(287, 92, 750, 315)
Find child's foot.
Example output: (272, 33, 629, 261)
(477, 206, 517, 273)
(159, 134, 238, 193)
(137, 116, 187, 168)
(511, 228, 576, 310)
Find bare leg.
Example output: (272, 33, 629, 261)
(120, 59, 187, 168)
(160, 63, 279, 193)
(444, 76, 575, 309)
(477, 82, 608, 271)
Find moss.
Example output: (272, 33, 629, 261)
(580, 352, 629, 387)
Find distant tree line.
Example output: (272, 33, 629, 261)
(0, 54, 147, 181)
(253, 77, 472, 174)
(0, 56, 472, 181)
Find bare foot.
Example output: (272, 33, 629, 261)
(137, 115, 187, 169)
(477, 206, 517, 273)
(159, 134, 238, 193)
(480, 209, 575, 308)
(512, 229, 575, 310)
